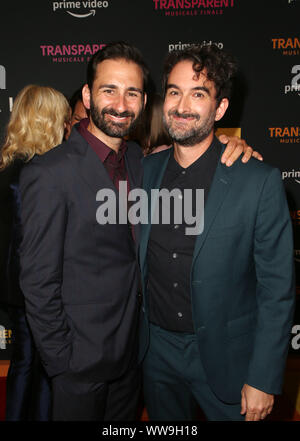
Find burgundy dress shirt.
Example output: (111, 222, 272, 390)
(77, 118, 129, 192)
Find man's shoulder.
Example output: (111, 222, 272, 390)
(20, 142, 69, 182)
(142, 147, 171, 167)
(232, 155, 280, 182)
(32, 142, 67, 164)
(22, 129, 85, 173)
(224, 155, 285, 207)
(217, 139, 280, 182)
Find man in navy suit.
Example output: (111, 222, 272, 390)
(19, 42, 147, 421)
(139, 44, 295, 421)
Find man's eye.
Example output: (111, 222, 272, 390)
(128, 92, 138, 98)
(169, 90, 178, 96)
(104, 89, 113, 94)
(194, 92, 204, 98)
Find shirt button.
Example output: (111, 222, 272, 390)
(178, 312, 183, 318)
(173, 282, 178, 288)
(181, 170, 186, 175)
(172, 253, 178, 259)
(174, 224, 180, 230)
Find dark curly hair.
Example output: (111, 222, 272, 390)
(162, 44, 238, 105)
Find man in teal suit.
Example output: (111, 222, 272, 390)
(139, 44, 295, 421)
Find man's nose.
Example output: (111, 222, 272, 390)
(114, 93, 127, 113)
(176, 94, 191, 114)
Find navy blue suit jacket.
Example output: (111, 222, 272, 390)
(139, 140, 295, 403)
(19, 128, 143, 381)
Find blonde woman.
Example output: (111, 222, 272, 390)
(0, 85, 70, 421)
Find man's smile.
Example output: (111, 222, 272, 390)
(106, 114, 131, 123)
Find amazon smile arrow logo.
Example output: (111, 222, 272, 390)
(67, 9, 96, 18)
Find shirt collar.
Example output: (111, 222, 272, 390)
(169, 136, 221, 173)
(77, 118, 127, 163)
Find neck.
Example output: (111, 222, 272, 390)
(173, 131, 214, 168)
(87, 119, 122, 152)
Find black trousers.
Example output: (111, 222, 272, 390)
(5, 306, 51, 421)
(51, 364, 141, 421)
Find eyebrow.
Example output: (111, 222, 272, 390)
(128, 86, 143, 94)
(99, 84, 143, 94)
(166, 84, 211, 96)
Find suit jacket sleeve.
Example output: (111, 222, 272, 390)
(19, 162, 73, 378)
(246, 167, 295, 394)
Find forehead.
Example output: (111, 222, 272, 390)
(168, 60, 216, 93)
(93, 58, 144, 89)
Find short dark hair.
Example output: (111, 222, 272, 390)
(87, 41, 149, 92)
(162, 44, 237, 104)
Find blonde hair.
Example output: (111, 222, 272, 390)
(0, 85, 70, 169)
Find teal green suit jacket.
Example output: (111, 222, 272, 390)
(139, 139, 295, 403)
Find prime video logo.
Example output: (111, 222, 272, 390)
(169, 40, 224, 52)
(52, 1, 109, 18)
(95, 182, 204, 236)
(282, 170, 300, 184)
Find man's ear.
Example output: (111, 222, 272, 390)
(82, 84, 91, 110)
(215, 98, 229, 122)
(143, 92, 147, 109)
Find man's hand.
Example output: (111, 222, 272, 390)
(218, 134, 263, 167)
(241, 384, 274, 421)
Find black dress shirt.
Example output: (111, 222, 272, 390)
(147, 137, 221, 332)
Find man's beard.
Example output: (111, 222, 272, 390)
(90, 96, 143, 138)
(163, 109, 216, 147)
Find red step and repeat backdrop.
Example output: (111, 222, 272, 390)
(0, 0, 299, 420)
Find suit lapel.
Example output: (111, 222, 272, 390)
(124, 142, 143, 191)
(191, 154, 234, 266)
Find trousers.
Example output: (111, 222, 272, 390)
(143, 323, 244, 421)
(52, 363, 141, 421)
(5, 306, 51, 421)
